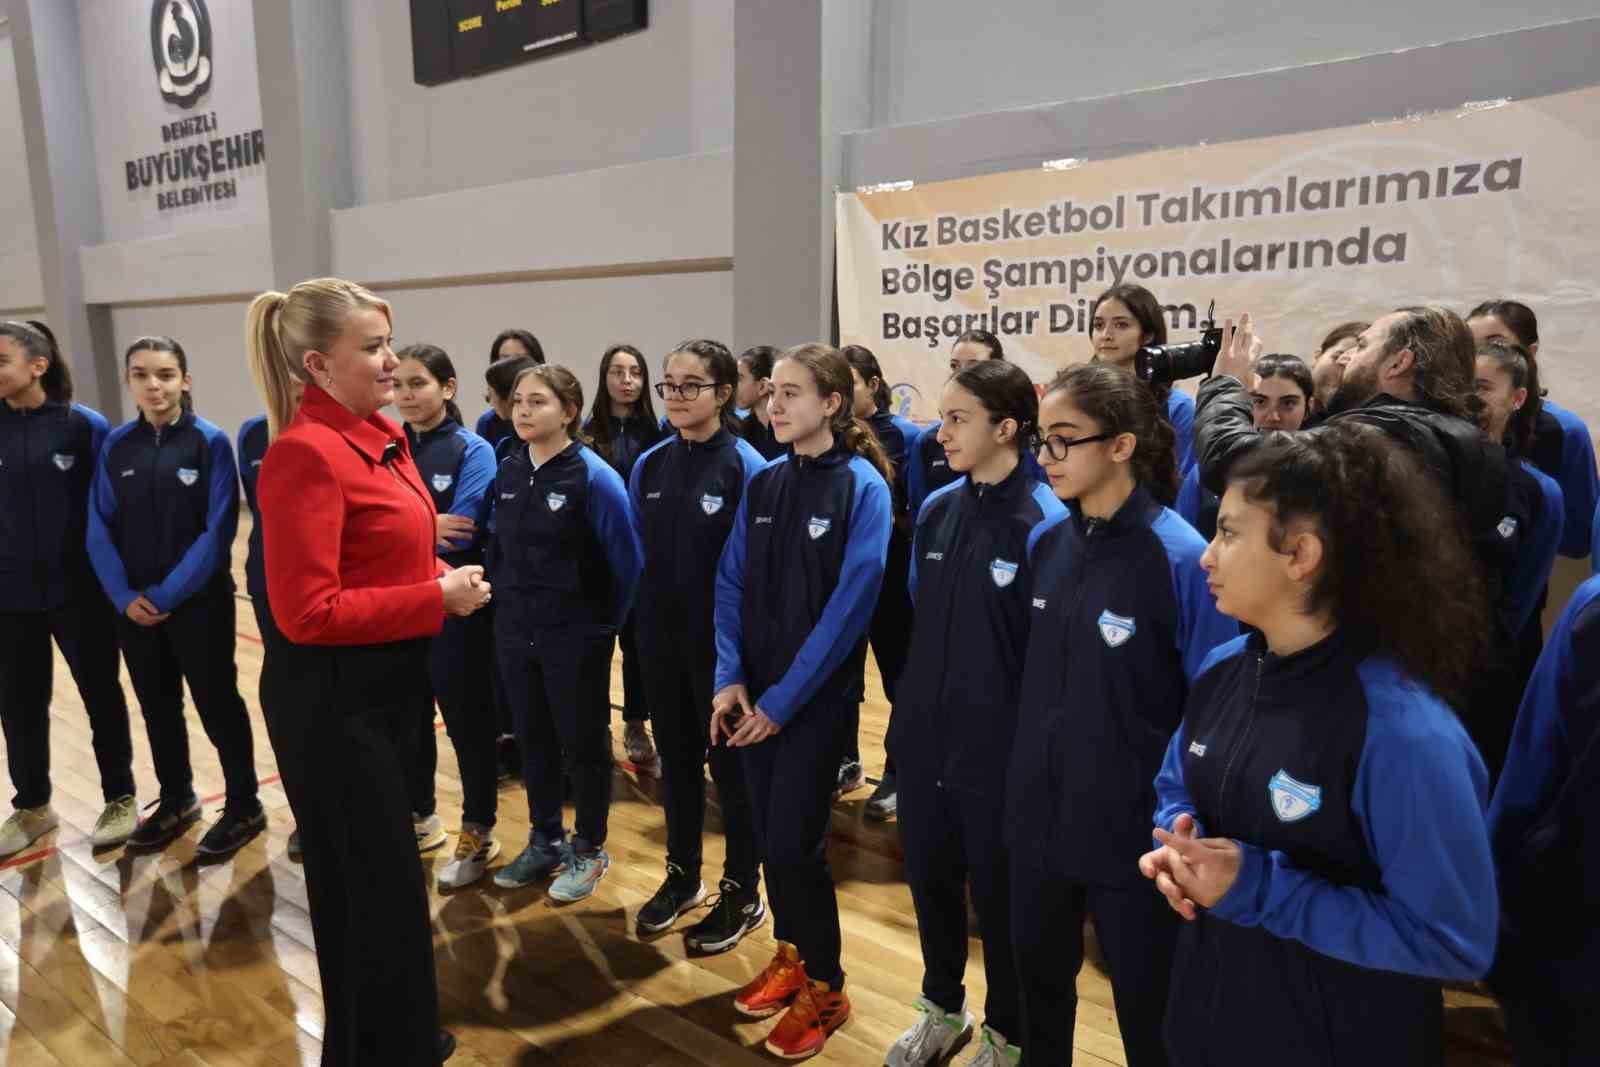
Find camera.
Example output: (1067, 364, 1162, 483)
(1134, 301, 1224, 384)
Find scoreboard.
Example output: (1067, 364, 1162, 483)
(411, 0, 647, 86)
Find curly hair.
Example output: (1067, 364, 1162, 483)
(1227, 421, 1489, 709)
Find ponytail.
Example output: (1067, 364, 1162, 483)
(778, 343, 895, 484)
(246, 291, 299, 438)
(840, 343, 893, 412)
(245, 278, 391, 439)
(0, 320, 73, 403)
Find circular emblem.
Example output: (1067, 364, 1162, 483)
(151, 0, 213, 109)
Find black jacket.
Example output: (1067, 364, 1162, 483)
(0, 401, 110, 612)
(237, 414, 269, 601)
(1006, 485, 1237, 884)
(738, 412, 784, 462)
(888, 463, 1064, 794)
(586, 411, 667, 487)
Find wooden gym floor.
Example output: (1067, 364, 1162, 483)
(0, 520, 1514, 1065)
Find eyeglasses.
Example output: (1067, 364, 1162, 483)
(655, 381, 713, 400)
(1029, 431, 1114, 460)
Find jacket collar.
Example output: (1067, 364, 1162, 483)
(1245, 626, 1370, 684)
(404, 417, 461, 449)
(964, 456, 1033, 513)
(136, 409, 196, 437)
(1068, 483, 1159, 539)
(298, 384, 407, 466)
(679, 428, 733, 453)
(790, 440, 852, 472)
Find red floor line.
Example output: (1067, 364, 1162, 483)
(0, 845, 59, 872)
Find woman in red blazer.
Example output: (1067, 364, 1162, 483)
(248, 278, 490, 1067)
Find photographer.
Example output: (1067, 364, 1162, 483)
(1193, 309, 1543, 777)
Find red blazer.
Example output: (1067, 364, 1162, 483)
(259, 385, 445, 646)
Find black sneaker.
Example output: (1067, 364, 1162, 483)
(637, 862, 706, 934)
(438, 1030, 457, 1062)
(684, 879, 766, 954)
(127, 794, 202, 849)
(287, 828, 303, 862)
(865, 771, 898, 821)
(196, 805, 268, 857)
(834, 758, 865, 799)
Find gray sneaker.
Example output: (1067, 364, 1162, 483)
(492, 836, 570, 889)
(549, 846, 610, 903)
(885, 996, 974, 1066)
(0, 805, 57, 858)
(91, 795, 138, 848)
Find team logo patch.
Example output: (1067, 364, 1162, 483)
(990, 559, 1018, 588)
(701, 494, 724, 515)
(1188, 740, 1207, 757)
(432, 473, 454, 493)
(546, 492, 567, 512)
(1097, 609, 1136, 648)
(1497, 515, 1519, 539)
(807, 516, 831, 540)
(1268, 769, 1323, 823)
(52, 453, 76, 472)
(176, 467, 199, 486)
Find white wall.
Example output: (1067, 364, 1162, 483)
(343, 0, 733, 206)
(0, 29, 43, 314)
(866, 0, 1600, 130)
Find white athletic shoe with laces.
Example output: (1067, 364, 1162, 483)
(884, 996, 974, 1066)
(438, 825, 501, 889)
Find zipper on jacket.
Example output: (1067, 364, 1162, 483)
(1217, 653, 1265, 804)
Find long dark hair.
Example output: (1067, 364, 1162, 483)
(1477, 339, 1542, 457)
(1467, 299, 1538, 348)
(125, 335, 193, 413)
(1254, 353, 1314, 401)
(738, 344, 777, 381)
(490, 328, 545, 365)
(840, 344, 892, 412)
(396, 342, 464, 426)
(512, 364, 588, 443)
(949, 360, 1036, 456)
(0, 320, 73, 403)
(1384, 306, 1479, 423)
(777, 344, 894, 483)
(587, 344, 659, 461)
(1227, 422, 1488, 708)
(1090, 284, 1171, 407)
(486, 354, 538, 402)
(1043, 362, 1180, 506)
(667, 338, 741, 435)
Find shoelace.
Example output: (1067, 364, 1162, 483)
(454, 831, 484, 860)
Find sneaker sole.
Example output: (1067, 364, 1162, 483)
(686, 902, 768, 955)
(493, 855, 570, 890)
(195, 817, 268, 857)
(0, 823, 59, 858)
(127, 809, 202, 850)
(636, 884, 707, 935)
(734, 993, 794, 1020)
(440, 842, 503, 890)
(764, 1002, 851, 1059)
(548, 854, 610, 904)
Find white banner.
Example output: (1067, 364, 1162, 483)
(837, 87, 1600, 433)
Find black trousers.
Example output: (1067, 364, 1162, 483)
(742, 697, 848, 986)
(0, 597, 135, 809)
(637, 643, 758, 887)
(899, 781, 1019, 1041)
(617, 612, 647, 724)
(261, 630, 441, 1066)
(410, 610, 500, 828)
(498, 631, 613, 848)
(1492, 933, 1600, 1066)
(844, 525, 912, 766)
(1011, 864, 1177, 1067)
(114, 579, 258, 812)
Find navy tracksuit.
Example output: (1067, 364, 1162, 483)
(1174, 465, 1219, 542)
(87, 412, 258, 814)
(628, 429, 767, 889)
(1006, 486, 1236, 1067)
(714, 445, 891, 986)
(1528, 400, 1599, 560)
(843, 410, 920, 770)
(888, 463, 1064, 1043)
(492, 438, 642, 850)
(1511, 460, 1564, 685)
(407, 419, 499, 829)
(0, 401, 134, 810)
(738, 412, 784, 462)
(474, 408, 514, 453)
(1156, 630, 1497, 1066)
(1489, 574, 1600, 1065)
(907, 424, 1047, 520)
(589, 412, 668, 730)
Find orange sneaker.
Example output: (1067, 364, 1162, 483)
(764, 978, 851, 1060)
(734, 942, 805, 1018)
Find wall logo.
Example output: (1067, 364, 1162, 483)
(151, 0, 213, 109)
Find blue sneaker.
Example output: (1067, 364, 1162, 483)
(549, 845, 610, 903)
(492, 835, 569, 889)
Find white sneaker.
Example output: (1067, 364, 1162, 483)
(885, 996, 974, 1066)
(0, 806, 58, 858)
(956, 1026, 1021, 1066)
(91, 795, 138, 848)
(438, 826, 501, 889)
(414, 812, 447, 853)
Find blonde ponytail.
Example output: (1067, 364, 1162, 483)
(244, 278, 392, 439)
